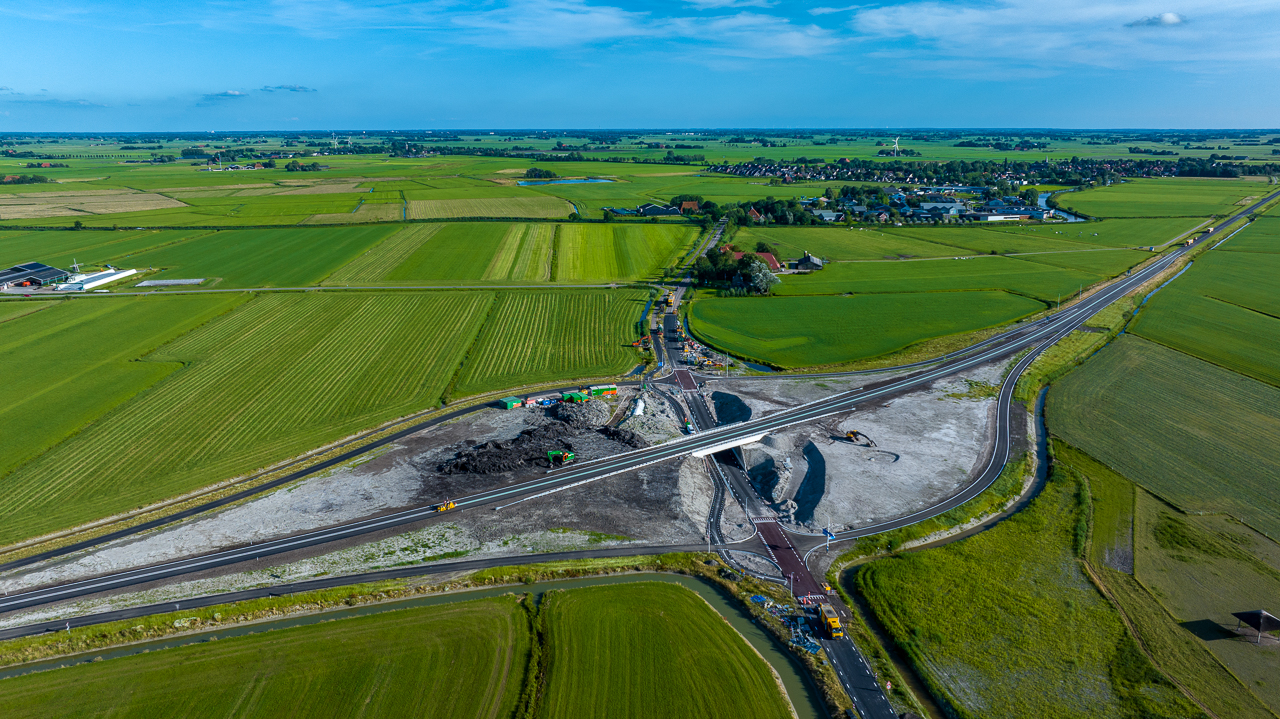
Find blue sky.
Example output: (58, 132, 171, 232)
(0, 0, 1276, 130)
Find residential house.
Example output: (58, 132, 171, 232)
(747, 207, 765, 222)
(724, 250, 782, 271)
(679, 200, 700, 213)
(813, 210, 844, 223)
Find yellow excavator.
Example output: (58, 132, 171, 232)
(845, 430, 876, 447)
(434, 500, 456, 512)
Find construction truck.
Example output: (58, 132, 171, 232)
(547, 450, 576, 466)
(434, 500, 456, 512)
(819, 604, 844, 639)
(845, 430, 876, 447)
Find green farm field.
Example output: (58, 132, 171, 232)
(1220, 217, 1280, 253)
(1061, 178, 1273, 218)
(538, 582, 795, 719)
(451, 290, 646, 397)
(771, 255, 1097, 302)
(0, 292, 492, 546)
(377, 222, 694, 284)
(1047, 335, 1280, 540)
(406, 196, 571, 219)
(0, 228, 213, 270)
(0, 295, 244, 483)
(0, 596, 530, 719)
(855, 474, 1199, 719)
(689, 291, 1041, 368)
(555, 224, 696, 282)
(1131, 249, 1280, 386)
(120, 225, 396, 288)
(734, 226, 958, 261)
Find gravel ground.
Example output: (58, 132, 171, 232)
(711, 361, 1008, 533)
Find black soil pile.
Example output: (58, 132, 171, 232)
(435, 410, 648, 475)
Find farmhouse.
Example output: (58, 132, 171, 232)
(747, 207, 764, 222)
(812, 210, 844, 223)
(724, 250, 782, 271)
(0, 262, 70, 290)
(679, 200, 700, 213)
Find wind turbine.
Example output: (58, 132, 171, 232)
(893, 137, 900, 157)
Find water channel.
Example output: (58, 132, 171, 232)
(0, 573, 827, 719)
(1038, 191, 1086, 222)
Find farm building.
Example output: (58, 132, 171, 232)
(636, 203, 682, 217)
(791, 252, 825, 271)
(0, 262, 70, 290)
(722, 249, 782, 271)
(56, 268, 138, 292)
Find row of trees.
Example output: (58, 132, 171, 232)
(693, 250, 780, 294)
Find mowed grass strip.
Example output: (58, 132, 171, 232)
(0, 292, 493, 546)
(0, 295, 245, 484)
(0, 597, 530, 719)
(689, 292, 1041, 368)
(856, 474, 1199, 719)
(450, 290, 644, 398)
(322, 223, 443, 285)
(1048, 335, 1280, 540)
(511, 223, 554, 281)
(539, 582, 794, 719)
(772, 255, 1096, 302)
(484, 224, 528, 280)
(406, 196, 571, 219)
(1131, 250, 1280, 386)
(121, 225, 396, 288)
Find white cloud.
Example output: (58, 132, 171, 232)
(809, 4, 860, 15)
(848, 0, 1278, 73)
(1127, 12, 1185, 26)
(260, 85, 316, 92)
(684, 0, 776, 8)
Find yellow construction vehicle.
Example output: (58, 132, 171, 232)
(434, 500, 456, 512)
(845, 430, 876, 447)
(819, 604, 844, 639)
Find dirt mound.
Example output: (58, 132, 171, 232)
(597, 426, 649, 448)
(435, 404, 646, 475)
(551, 399, 611, 428)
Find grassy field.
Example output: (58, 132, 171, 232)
(0, 299, 56, 323)
(0, 228, 214, 270)
(0, 295, 245, 485)
(688, 291, 1041, 368)
(856, 472, 1199, 719)
(1047, 335, 1280, 541)
(386, 223, 512, 283)
(554, 224, 696, 282)
(1060, 178, 1273, 218)
(771, 255, 1097, 302)
(406, 196, 571, 219)
(733, 226, 958, 261)
(1054, 443, 1275, 719)
(119, 225, 396, 288)
(321, 224, 443, 284)
(375, 223, 692, 284)
(0, 292, 492, 546)
(0, 596, 530, 719)
(538, 582, 795, 719)
(1220, 217, 1280, 254)
(450, 290, 646, 398)
(1133, 491, 1280, 713)
(1131, 250, 1280, 386)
